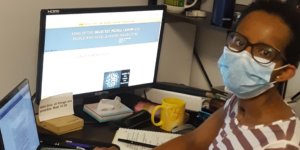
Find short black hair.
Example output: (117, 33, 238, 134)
(233, 0, 300, 67)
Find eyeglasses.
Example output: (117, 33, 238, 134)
(226, 31, 287, 64)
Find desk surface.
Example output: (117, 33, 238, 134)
(37, 93, 202, 146)
(38, 99, 162, 144)
(40, 121, 162, 143)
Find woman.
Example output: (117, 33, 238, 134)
(155, 0, 300, 149)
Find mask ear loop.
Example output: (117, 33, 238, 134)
(271, 64, 290, 84)
(271, 78, 279, 84)
(273, 64, 289, 71)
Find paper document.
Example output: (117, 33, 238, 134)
(39, 92, 74, 121)
(112, 128, 180, 150)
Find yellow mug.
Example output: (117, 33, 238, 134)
(151, 98, 186, 131)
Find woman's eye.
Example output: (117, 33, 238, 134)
(234, 39, 244, 47)
(258, 48, 274, 58)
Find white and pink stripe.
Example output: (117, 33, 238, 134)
(209, 96, 300, 150)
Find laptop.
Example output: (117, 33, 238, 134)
(0, 79, 119, 150)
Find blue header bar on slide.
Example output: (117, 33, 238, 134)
(45, 22, 161, 52)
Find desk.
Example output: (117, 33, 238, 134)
(38, 95, 163, 144)
(37, 92, 206, 148)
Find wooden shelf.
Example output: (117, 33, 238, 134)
(165, 12, 210, 26)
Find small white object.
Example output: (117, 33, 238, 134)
(83, 96, 133, 122)
(97, 96, 122, 112)
(185, 10, 207, 17)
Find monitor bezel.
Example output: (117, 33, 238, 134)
(35, 5, 166, 104)
(0, 79, 30, 108)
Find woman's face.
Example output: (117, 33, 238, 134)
(236, 10, 292, 80)
(236, 10, 292, 67)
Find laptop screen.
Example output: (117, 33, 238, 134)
(0, 79, 40, 150)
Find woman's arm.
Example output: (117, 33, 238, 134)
(154, 107, 225, 150)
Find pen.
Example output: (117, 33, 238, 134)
(57, 142, 86, 150)
(65, 140, 94, 149)
(40, 140, 86, 150)
(118, 138, 156, 148)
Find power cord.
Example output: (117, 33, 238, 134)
(291, 91, 300, 103)
(143, 88, 149, 101)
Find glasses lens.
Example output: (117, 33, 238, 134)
(252, 44, 277, 63)
(227, 32, 247, 52)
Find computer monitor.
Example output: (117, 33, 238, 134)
(36, 5, 166, 104)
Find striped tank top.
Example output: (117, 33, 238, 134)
(208, 96, 300, 150)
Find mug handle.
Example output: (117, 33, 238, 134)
(184, 0, 198, 9)
(151, 105, 163, 126)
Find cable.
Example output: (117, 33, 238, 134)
(143, 88, 149, 101)
(291, 91, 300, 102)
(193, 50, 213, 89)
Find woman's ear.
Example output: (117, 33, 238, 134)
(276, 64, 297, 82)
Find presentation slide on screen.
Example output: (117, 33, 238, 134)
(41, 11, 163, 98)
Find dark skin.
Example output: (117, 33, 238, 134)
(154, 10, 297, 150)
(235, 10, 295, 127)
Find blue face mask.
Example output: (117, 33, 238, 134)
(218, 47, 288, 99)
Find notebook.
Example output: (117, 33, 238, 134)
(112, 128, 180, 150)
(0, 79, 119, 150)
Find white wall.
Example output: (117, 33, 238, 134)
(0, 0, 148, 99)
(157, 23, 196, 85)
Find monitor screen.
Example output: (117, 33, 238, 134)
(36, 5, 165, 103)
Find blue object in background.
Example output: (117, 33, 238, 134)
(211, 0, 236, 28)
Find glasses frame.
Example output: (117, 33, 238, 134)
(226, 31, 287, 64)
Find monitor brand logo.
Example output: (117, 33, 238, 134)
(47, 10, 60, 14)
(94, 91, 109, 96)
